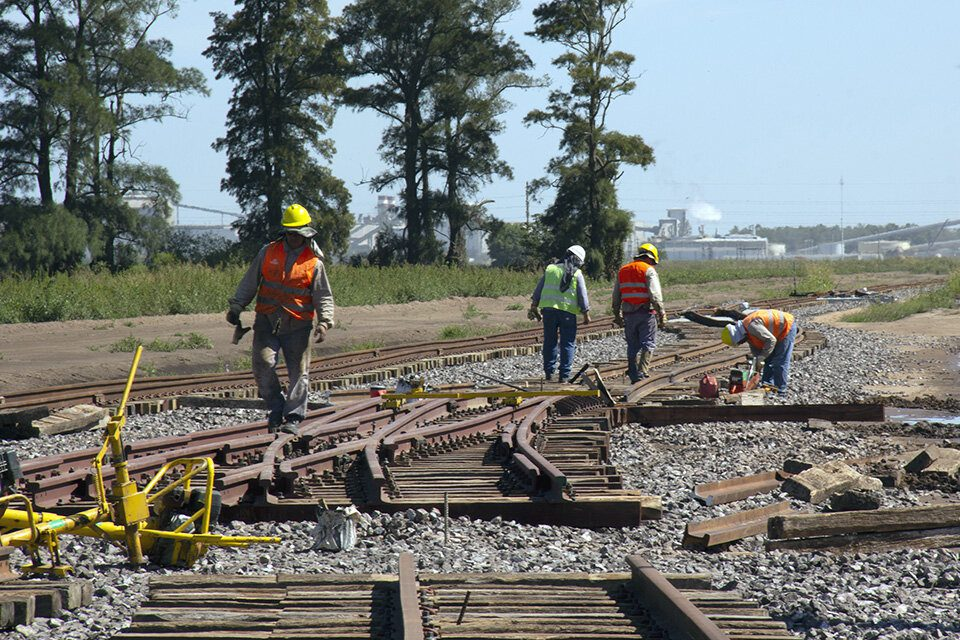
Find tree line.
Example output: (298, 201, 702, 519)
(730, 224, 960, 253)
(0, 0, 651, 277)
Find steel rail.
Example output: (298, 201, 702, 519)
(627, 555, 729, 640)
(6, 280, 922, 414)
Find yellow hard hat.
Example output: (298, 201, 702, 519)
(635, 243, 659, 264)
(282, 203, 311, 228)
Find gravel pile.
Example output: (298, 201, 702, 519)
(5, 298, 960, 640)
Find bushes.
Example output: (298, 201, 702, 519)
(842, 271, 960, 322)
(2, 258, 959, 324)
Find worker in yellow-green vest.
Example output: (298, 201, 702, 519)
(528, 245, 591, 383)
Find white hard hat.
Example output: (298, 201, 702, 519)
(567, 245, 586, 262)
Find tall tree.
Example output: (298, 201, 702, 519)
(206, 0, 352, 258)
(427, 0, 538, 265)
(0, 0, 67, 204)
(338, 0, 525, 264)
(72, 0, 207, 268)
(0, 0, 207, 270)
(526, 0, 654, 277)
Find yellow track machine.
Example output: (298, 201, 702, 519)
(0, 347, 279, 576)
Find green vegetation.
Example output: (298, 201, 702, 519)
(206, 1, 352, 257)
(842, 272, 960, 323)
(437, 324, 504, 340)
(344, 339, 386, 351)
(215, 354, 254, 373)
(2, 258, 959, 325)
(0, 1, 206, 273)
(526, 0, 653, 278)
(108, 332, 213, 353)
(462, 303, 488, 320)
(795, 261, 837, 295)
(505, 303, 525, 311)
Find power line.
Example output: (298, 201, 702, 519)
(178, 203, 243, 218)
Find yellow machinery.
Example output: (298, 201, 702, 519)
(0, 346, 279, 576)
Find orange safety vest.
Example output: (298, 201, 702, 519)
(743, 309, 794, 351)
(255, 241, 318, 320)
(617, 260, 652, 307)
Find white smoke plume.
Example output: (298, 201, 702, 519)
(688, 201, 723, 222)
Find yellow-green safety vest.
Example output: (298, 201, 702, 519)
(538, 263, 582, 315)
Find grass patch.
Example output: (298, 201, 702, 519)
(344, 339, 386, 351)
(214, 354, 253, 373)
(462, 303, 488, 320)
(174, 332, 214, 350)
(437, 324, 504, 340)
(842, 272, 960, 322)
(505, 303, 525, 311)
(108, 332, 213, 353)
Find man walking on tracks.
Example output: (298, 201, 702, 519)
(613, 243, 667, 383)
(529, 245, 591, 383)
(720, 308, 797, 393)
(226, 204, 335, 435)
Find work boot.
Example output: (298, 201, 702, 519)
(281, 417, 301, 436)
(638, 349, 653, 378)
(545, 371, 554, 381)
(267, 410, 283, 433)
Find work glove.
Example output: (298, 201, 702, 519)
(314, 322, 328, 343)
(582, 311, 591, 325)
(225, 304, 242, 326)
(613, 314, 624, 328)
(527, 305, 542, 322)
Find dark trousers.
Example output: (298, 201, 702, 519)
(624, 310, 657, 381)
(541, 307, 578, 379)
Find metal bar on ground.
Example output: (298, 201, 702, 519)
(684, 501, 794, 550)
(383, 390, 600, 401)
(694, 471, 784, 506)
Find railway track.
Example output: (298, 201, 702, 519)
(11, 320, 831, 528)
(2, 281, 926, 416)
(114, 552, 799, 640)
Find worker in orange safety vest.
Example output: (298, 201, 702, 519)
(612, 243, 666, 383)
(226, 204, 335, 434)
(721, 309, 797, 393)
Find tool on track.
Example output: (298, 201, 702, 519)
(0, 347, 279, 576)
(728, 357, 760, 394)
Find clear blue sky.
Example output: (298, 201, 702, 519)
(142, 0, 960, 233)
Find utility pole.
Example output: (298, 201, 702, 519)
(524, 181, 530, 227)
(839, 177, 845, 257)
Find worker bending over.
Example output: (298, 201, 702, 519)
(613, 243, 666, 383)
(721, 309, 798, 393)
(529, 245, 591, 383)
(227, 204, 335, 434)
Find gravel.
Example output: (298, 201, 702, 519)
(4, 297, 960, 640)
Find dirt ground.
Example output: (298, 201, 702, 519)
(816, 306, 960, 403)
(0, 272, 956, 400)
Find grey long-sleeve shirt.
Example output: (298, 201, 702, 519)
(229, 238, 334, 335)
(744, 317, 779, 360)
